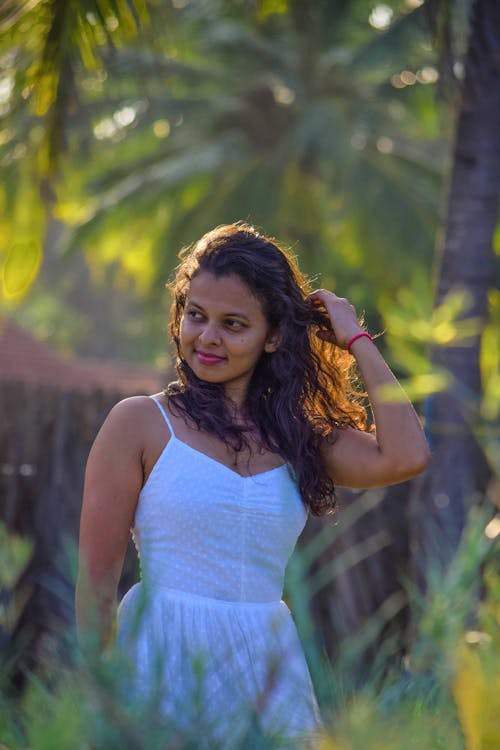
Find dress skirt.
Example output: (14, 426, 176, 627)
(116, 581, 321, 748)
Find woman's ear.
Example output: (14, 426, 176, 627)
(264, 328, 281, 353)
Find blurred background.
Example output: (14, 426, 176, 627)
(1, 0, 451, 365)
(0, 1, 499, 747)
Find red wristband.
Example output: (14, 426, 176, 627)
(346, 332, 372, 353)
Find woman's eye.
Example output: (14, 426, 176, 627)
(225, 320, 244, 330)
(187, 310, 203, 320)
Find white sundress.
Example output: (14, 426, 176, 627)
(116, 396, 321, 747)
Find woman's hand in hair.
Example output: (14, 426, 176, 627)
(306, 289, 364, 349)
(308, 289, 431, 489)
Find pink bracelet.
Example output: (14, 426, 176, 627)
(346, 332, 372, 353)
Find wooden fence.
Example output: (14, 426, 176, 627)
(0, 381, 139, 686)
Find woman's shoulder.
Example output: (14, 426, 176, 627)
(106, 393, 158, 422)
(100, 393, 167, 447)
(86, 393, 174, 492)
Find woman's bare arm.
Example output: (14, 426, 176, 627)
(321, 336, 430, 488)
(75, 397, 147, 653)
(306, 289, 430, 489)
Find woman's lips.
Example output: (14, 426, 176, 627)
(195, 350, 225, 365)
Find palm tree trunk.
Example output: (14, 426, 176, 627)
(411, 0, 500, 588)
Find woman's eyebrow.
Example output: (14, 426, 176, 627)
(225, 311, 250, 321)
(186, 300, 204, 310)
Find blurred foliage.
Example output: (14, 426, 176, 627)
(378, 283, 489, 401)
(0, 504, 498, 748)
(0, 521, 32, 740)
(1, 240, 42, 301)
(0, 0, 452, 363)
(453, 566, 500, 750)
(424, 0, 474, 98)
(0, 0, 149, 176)
(0, 522, 32, 593)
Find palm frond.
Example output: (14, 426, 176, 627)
(423, 0, 475, 97)
(58, 135, 246, 254)
(0, 0, 149, 177)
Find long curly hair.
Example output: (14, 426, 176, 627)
(165, 223, 368, 515)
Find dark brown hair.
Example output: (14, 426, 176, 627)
(165, 223, 368, 515)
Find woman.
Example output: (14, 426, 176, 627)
(75, 223, 429, 747)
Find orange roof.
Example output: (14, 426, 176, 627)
(0, 317, 167, 394)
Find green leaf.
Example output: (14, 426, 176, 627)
(1, 240, 42, 300)
(0, 522, 32, 589)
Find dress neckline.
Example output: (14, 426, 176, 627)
(171, 434, 289, 479)
(148, 394, 289, 481)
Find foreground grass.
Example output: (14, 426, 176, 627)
(0, 507, 498, 750)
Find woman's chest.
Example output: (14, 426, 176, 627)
(136, 440, 307, 549)
(142, 430, 286, 485)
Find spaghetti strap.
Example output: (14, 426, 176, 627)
(149, 396, 176, 437)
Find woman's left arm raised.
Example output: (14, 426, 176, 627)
(308, 289, 431, 489)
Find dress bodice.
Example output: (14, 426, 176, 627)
(131, 398, 308, 603)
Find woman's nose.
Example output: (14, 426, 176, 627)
(198, 322, 221, 345)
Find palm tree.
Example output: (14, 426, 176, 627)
(1, 0, 443, 323)
(76, 0, 442, 299)
(411, 0, 500, 586)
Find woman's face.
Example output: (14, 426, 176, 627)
(179, 271, 279, 405)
